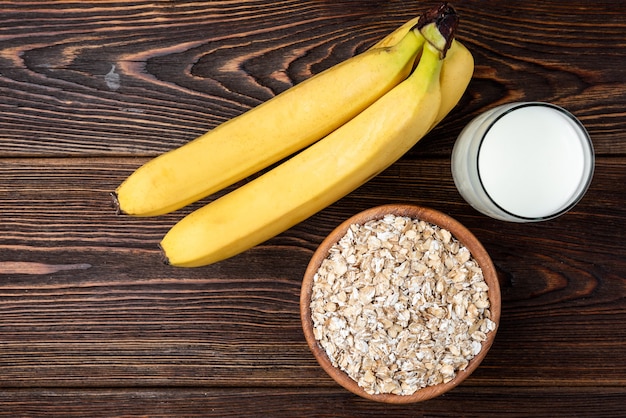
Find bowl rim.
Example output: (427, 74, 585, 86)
(300, 203, 501, 403)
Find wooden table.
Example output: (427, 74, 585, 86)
(1, 1, 625, 416)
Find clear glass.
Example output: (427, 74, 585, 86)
(451, 102, 594, 222)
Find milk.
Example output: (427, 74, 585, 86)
(451, 103, 594, 222)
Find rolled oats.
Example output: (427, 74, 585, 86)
(310, 214, 495, 396)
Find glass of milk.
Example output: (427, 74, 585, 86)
(451, 102, 594, 222)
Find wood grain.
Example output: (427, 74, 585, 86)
(1, 0, 625, 415)
(1, 158, 624, 388)
(1, 387, 626, 417)
(1, 0, 625, 157)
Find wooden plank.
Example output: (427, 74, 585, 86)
(1, 157, 624, 388)
(0, 1, 625, 157)
(1, 387, 626, 417)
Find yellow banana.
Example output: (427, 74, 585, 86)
(435, 39, 473, 125)
(161, 21, 452, 267)
(372, 17, 420, 49)
(113, 28, 425, 217)
(371, 16, 473, 126)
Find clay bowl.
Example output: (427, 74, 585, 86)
(300, 204, 501, 403)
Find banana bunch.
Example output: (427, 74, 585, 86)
(114, 3, 473, 267)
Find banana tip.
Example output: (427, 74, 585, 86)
(158, 243, 171, 265)
(110, 192, 123, 215)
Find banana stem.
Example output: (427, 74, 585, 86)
(415, 2, 458, 58)
(411, 42, 444, 90)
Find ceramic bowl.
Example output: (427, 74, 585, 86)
(300, 204, 501, 403)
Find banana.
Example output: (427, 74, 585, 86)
(160, 8, 457, 267)
(371, 16, 473, 126)
(371, 17, 420, 49)
(113, 27, 425, 217)
(435, 39, 473, 125)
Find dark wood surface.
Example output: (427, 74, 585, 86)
(1, 1, 625, 416)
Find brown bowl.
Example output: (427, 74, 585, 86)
(300, 204, 501, 403)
